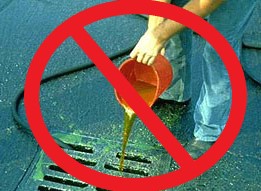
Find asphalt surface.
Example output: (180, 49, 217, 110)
(0, 0, 260, 191)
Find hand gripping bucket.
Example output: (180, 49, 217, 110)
(115, 55, 173, 110)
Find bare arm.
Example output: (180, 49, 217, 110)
(147, 0, 172, 55)
(153, 0, 225, 42)
(148, 0, 171, 30)
(130, 0, 225, 65)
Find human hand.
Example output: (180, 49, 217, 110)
(130, 30, 166, 66)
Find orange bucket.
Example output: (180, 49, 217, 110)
(115, 55, 173, 110)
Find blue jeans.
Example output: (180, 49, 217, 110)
(163, 0, 257, 141)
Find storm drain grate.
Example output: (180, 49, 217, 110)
(17, 134, 176, 191)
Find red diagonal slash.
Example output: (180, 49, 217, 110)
(71, 27, 194, 167)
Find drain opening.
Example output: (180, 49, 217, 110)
(104, 163, 148, 176)
(96, 187, 111, 191)
(49, 165, 66, 173)
(38, 185, 65, 191)
(43, 175, 88, 188)
(116, 152, 151, 164)
(66, 143, 94, 153)
(74, 157, 97, 166)
(38, 185, 66, 191)
(48, 158, 96, 174)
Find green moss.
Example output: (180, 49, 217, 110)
(54, 133, 82, 144)
(33, 152, 45, 181)
(68, 123, 76, 129)
(59, 114, 65, 121)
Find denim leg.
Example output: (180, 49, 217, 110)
(161, 30, 192, 102)
(160, 0, 192, 102)
(194, 0, 257, 141)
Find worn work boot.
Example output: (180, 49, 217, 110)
(185, 138, 215, 159)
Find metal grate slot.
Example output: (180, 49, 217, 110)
(74, 157, 97, 166)
(66, 143, 94, 153)
(43, 175, 88, 188)
(96, 188, 111, 191)
(38, 185, 66, 191)
(116, 152, 151, 164)
(104, 163, 148, 176)
(48, 165, 66, 173)
(48, 157, 96, 174)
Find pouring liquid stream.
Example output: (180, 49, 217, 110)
(119, 81, 157, 171)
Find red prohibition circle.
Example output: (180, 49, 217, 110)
(24, 1, 247, 190)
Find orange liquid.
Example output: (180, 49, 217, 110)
(119, 81, 156, 171)
(121, 81, 157, 108)
(119, 110, 136, 171)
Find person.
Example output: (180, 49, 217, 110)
(130, 0, 257, 159)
